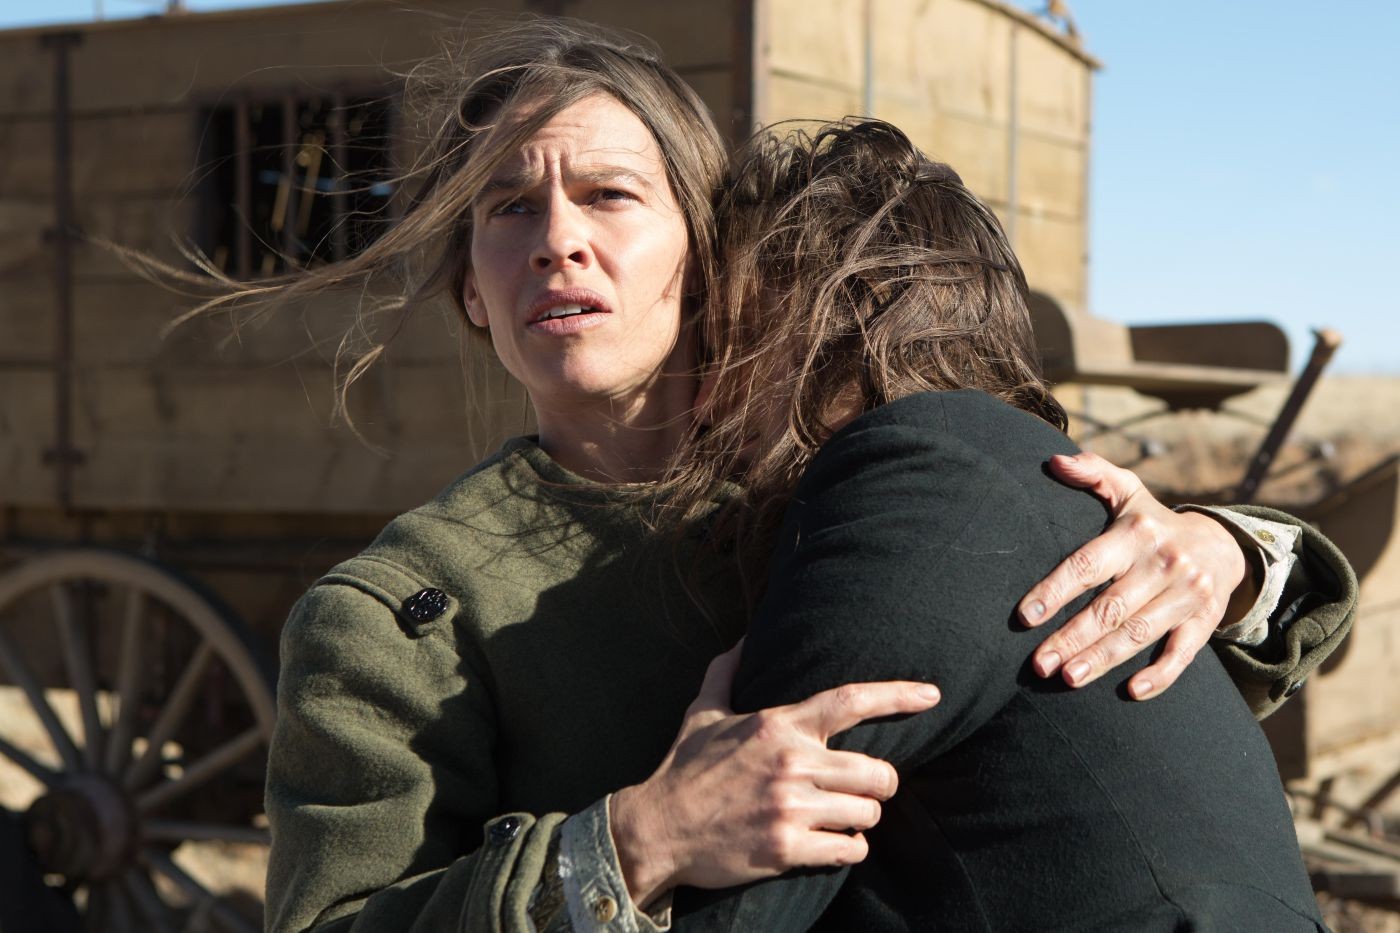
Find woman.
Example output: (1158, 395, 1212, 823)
(670, 119, 1329, 930)
(255, 19, 1352, 932)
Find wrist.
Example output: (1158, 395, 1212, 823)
(609, 783, 678, 910)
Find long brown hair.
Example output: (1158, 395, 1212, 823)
(162, 17, 726, 428)
(664, 118, 1066, 594)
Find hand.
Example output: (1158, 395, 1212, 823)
(1016, 452, 1253, 700)
(610, 641, 940, 908)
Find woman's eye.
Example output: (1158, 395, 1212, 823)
(594, 188, 636, 204)
(490, 198, 528, 216)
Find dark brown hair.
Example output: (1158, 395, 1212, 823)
(664, 118, 1066, 593)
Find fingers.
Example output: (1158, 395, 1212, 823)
(787, 680, 941, 740)
(1127, 625, 1210, 701)
(1045, 451, 1147, 511)
(1032, 568, 1165, 680)
(1020, 517, 1143, 627)
(1038, 587, 1216, 690)
(687, 639, 745, 720)
(810, 749, 900, 801)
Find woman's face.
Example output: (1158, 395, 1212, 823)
(463, 93, 694, 414)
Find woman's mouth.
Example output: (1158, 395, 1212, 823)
(527, 291, 611, 334)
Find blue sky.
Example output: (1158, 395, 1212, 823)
(2, 0, 1395, 372)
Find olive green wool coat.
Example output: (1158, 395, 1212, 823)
(264, 436, 1355, 932)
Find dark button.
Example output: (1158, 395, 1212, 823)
(489, 815, 521, 845)
(1284, 679, 1305, 698)
(402, 588, 449, 624)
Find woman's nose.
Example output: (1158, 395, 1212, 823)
(530, 201, 593, 273)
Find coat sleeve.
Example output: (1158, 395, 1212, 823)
(674, 413, 1083, 931)
(1207, 505, 1357, 719)
(264, 565, 634, 933)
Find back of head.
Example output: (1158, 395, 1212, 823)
(672, 119, 1065, 576)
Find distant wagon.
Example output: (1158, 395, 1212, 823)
(15, 2, 1385, 929)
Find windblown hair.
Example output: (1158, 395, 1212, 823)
(664, 118, 1066, 595)
(165, 17, 726, 425)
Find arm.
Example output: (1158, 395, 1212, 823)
(265, 577, 568, 933)
(1017, 452, 1357, 716)
(267, 563, 936, 932)
(675, 408, 1075, 931)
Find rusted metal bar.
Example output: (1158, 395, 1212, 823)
(234, 97, 252, 279)
(40, 31, 85, 512)
(330, 89, 348, 263)
(280, 94, 297, 268)
(1234, 328, 1343, 504)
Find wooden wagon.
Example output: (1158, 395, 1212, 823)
(0, 1, 1110, 928)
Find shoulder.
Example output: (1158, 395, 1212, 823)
(803, 390, 1104, 544)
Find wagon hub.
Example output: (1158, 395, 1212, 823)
(25, 774, 136, 882)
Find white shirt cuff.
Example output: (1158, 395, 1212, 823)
(557, 796, 671, 932)
(1176, 505, 1301, 647)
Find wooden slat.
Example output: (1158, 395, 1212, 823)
(0, 0, 727, 119)
(763, 73, 863, 126)
(0, 111, 195, 199)
(65, 358, 512, 514)
(1013, 22, 1090, 143)
(766, 0, 863, 92)
(1013, 210, 1085, 309)
(875, 0, 1013, 124)
(0, 370, 57, 507)
(1014, 132, 1086, 220)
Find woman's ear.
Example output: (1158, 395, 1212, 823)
(462, 271, 489, 329)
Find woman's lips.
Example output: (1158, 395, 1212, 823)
(527, 309, 609, 335)
(525, 288, 612, 335)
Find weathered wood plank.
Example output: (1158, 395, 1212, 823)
(1013, 210, 1084, 310)
(763, 74, 863, 127)
(1014, 22, 1089, 143)
(0, 371, 56, 508)
(0, 111, 197, 199)
(1014, 132, 1085, 221)
(767, 0, 863, 93)
(66, 359, 503, 514)
(0, 0, 726, 119)
(874, 0, 1013, 125)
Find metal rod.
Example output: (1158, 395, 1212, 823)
(1006, 22, 1020, 246)
(41, 32, 84, 511)
(330, 90, 348, 263)
(234, 97, 252, 279)
(1234, 328, 1343, 504)
(862, 0, 874, 117)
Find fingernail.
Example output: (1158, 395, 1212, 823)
(917, 684, 941, 702)
(1036, 651, 1061, 677)
(1065, 660, 1091, 685)
(1130, 678, 1154, 700)
(1059, 454, 1079, 464)
(1023, 600, 1046, 624)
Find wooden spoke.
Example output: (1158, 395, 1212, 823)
(137, 727, 264, 814)
(105, 586, 146, 777)
(0, 626, 82, 772)
(122, 869, 176, 933)
(93, 880, 137, 933)
(52, 583, 104, 771)
(142, 819, 270, 846)
(123, 641, 214, 791)
(0, 732, 59, 787)
(143, 849, 260, 933)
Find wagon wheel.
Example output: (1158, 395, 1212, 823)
(0, 549, 274, 933)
